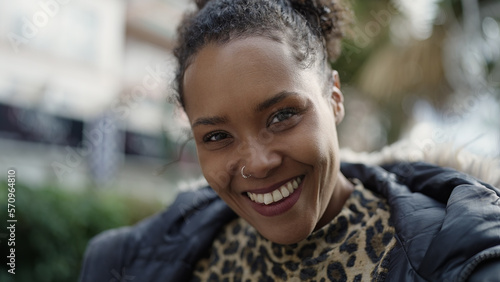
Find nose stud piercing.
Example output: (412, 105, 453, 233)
(241, 166, 251, 179)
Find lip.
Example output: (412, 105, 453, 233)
(243, 176, 301, 194)
(245, 176, 304, 217)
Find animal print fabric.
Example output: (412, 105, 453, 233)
(192, 179, 397, 281)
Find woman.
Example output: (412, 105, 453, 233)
(80, 0, 500, 281)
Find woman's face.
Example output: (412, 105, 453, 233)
(183, 36, 347, 244)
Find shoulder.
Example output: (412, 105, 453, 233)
(341, 161, 499, 200)
(79, 225, 133, 282)
(79, 186, 237, 282)
(342, 161, 500, 281)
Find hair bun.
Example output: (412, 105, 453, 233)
(194, 0, 211, 9)
(291, 0, 347, 62)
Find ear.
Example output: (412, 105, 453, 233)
(329, 70, 345, 125)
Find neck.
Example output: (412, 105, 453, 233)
(314, 173, 355, 231)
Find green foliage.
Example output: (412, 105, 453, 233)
(0, 182, 163, 282)
(333, 0, 395, 85)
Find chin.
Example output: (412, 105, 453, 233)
(272, 234, 309, 245)
(258, 223, 315, 245)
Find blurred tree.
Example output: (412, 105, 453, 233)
(0, 182, 163, 282)
(335, 0, 499, 151)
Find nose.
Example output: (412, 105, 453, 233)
(239, 137, 282, 179)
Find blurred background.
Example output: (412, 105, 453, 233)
(0, 0, 498, 281)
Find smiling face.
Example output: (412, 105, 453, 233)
(183, 36, 352, 244)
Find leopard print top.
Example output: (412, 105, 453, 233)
(192, 180, 397, 282)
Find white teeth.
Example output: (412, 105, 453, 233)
(280, 186, 290, 197)
(257, 194, 264, 204)
(264, 193, 273, 205)
(272, 190, 283, 202)
(247, 177, 302, 205)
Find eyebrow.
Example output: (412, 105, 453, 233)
(191, 91, 298, 128)
(255, 91, 298, 112)
(192, 116, 228, 128)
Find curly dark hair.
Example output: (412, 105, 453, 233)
(173, 0, 348, 108)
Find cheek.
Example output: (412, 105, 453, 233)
(294, 115, 335, 165)
(312, 109, 339, 159)
(198, 151, 233, 193)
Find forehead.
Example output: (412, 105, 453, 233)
(182, 37, 321, 118)
(184, 37, 297, 93)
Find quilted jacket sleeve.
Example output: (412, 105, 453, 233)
(341, 161, 500, 281)
(468, 258, 500, 282)
(383, 162, 500, 281)
(79, 227, 132, 282)
(78, 186, 237, 281)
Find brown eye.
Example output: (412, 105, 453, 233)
(201, 131, 233, 150)
(203, 131, 230, 143)
(268, 108, 298, 126)
(267, 107, 303, 132)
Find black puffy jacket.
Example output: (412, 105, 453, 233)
(79, 162, 500, 281)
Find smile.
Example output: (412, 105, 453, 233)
(246, 177, 302, 205)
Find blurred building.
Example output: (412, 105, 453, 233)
(0, 0, 200, 202)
